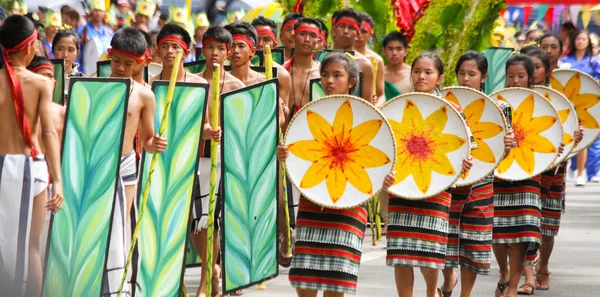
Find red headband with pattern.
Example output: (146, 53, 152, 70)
(335, 17, 361, 32)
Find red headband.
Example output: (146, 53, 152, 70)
(108, 47, 145, 63)
(256, 28, 278, 46)
(335, 17, 361, 32)
(294, 24, 320, 36)
(158, 35, 190, 54)
(145, 48, 151, 59)
(29, 64, 54, 74)
(361, 21, 373, 34)
(232, 34, 255, 48)
(319, 31, 326, 42)
(1, 30, 40, 159)
(282, 20, 296, 31)
(202, 38, 231, 52)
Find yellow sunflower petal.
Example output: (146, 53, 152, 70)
(348, 145, 391, 168)
(413, 163, 432, 194)
(425, 105, 448, 133)
(529, 135, 557, 153)
(516, 95, 535, 122)
(326, 164, 347, 203)
(497, 151, 515, 174)
(578, 108, 600, 129)
(289, 140, 327, 162)
(473, 122, 503, 139)
(436, 133, 466, 153)
(557, 109, 571, 125)
(463, 98, 485, 124)
(403, 100, 425, 130)
(389, 119, 411, 140)
(563, 74, 582, 99)
(549, 76, 564, 92)
(471, 140, 496, 163)
(345, 160, 373, 195)
(563, 132, 575, 146)
(444, 91, 461, 107)
(573, 94, 600, 110)
(430, 152, 455, 176)
(393, 149, 414, 185)
(306, 110, 333, 144)
(542, 92, 552, 102)
(332, 100, 353, 145)
(529, 116, 557, 133)
(514, 145, 535, 174)
(299, 157, 331, 189)
(348, 120, 383, 148)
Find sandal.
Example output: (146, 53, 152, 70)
(517, 283, 535, 295)
(495, 281, 509, 297)
(437, 272, 458, 297)
(535, 272, 551, 290)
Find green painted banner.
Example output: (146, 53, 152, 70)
(97, 60, 149, 82)
(42, 78, 130, 297)
(221, 79, 279, 294)
(51, 59, 64, 104)
(133, 82, 208, 297)
(184, 60, 207, 74)
(484, 47, 513, 95)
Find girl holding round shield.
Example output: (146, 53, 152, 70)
(276, 52, 396, 297)
(386, 52, 474, 297)
(438, 51, 515, 297)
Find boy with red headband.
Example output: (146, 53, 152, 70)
(133, 29, 154, 88)
(280, 12, 303, 63)
(0, 15, 63, 296)
(105, 27, 168, 296)
(224, 22, 267, 86)
(313, 19, 329, 60)
(330, 8, 379, 106)
(284, 17, 321, 115)
(355, 12, 385, 107)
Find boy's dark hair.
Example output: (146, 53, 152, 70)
(316, 18, 329, 41)
(157, 23, 192, 48)
(282, 12, 303, 27)
(52, 29, 81, 53)
(382, 31, 408, 48)
(320, 52, 360, 94)
(202, 26, 233, 46)
(224, 22, 258, 46)
(139, 29, 153, 50)
(332, 8, 361, 26)
(111, 27, 147, 56)
(27, 55, 53, 70)
(506, 54, 534, 87)
(251, 16, 277, 36)
(412, 52, 444, 75)
(521, 46, 551, 84)
(159, 13, 169, 21)
(0, 15, 35, 49)
(357, 12, 374, 28)
(293, 17, 322, 32)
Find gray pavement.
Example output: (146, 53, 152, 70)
(184, 181, 600, 297)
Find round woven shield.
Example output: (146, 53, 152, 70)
(441, 87, 508, 186)
(381, 93, 470, 199)
(491, 88, 563, 181)
(533, 86, 578, 166)
(284, 95, 396, 209)
(550, 69, 600, 154)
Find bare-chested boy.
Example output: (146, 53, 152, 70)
(330, 8, 377, 105)
(0, 15, 63, 297)
(133, 29, 154, 88)
(382, 31, 412, 95)
(279, 12, 302, 63)
(106, 27, 168, 296)
(283, 17, 321, 115)
(251, 16, 292, 121)
(355, 12, 386, 107)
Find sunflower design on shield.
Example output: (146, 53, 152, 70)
(541, 92, 574, 146)
(445, 91, 503, 179)
(550, 73, 600, 129)
(288, 100, 391, 204)
(496, 94, 557, 175)
(389, 100, 466, 194)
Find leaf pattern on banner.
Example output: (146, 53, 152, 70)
(223, 82, 278, 292)
(184, 61, 207, 74)
(52, 61, 64, 104)
(484, 48, 513, 95)
(310, 79, 327, 102)
(43, 80, 128, 297)
(136, 84, 207, 297)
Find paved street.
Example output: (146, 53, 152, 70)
(184, 181, 600, 297)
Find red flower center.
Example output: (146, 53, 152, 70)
(406, 134, 433, 160)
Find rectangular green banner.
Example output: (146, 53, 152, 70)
(97, 60, 149, 82)
(221, 79, 279, 294)
(51, 59, 64, 104)
(42, 78, 130, 297)
(184, 60, 207, 74)
(484, 47, 514, 95)
(132, 82, 208, 297)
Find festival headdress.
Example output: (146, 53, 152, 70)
(44, 10, 62, 28)
(194, 12, 209, 28)
(12, 2, 27, 15)
(136, 0, 156, 18)
(105, 4, 118, 26)
(90, 0, 106, 11)
(169, 6, 189, 25)
(224, 10, 245, 25)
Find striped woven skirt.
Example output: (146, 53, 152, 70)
(386, 191, 452, 270)
(492, 176, 542, 250)
(289, 197, 367, 295)
(540, 163, 566, 237)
